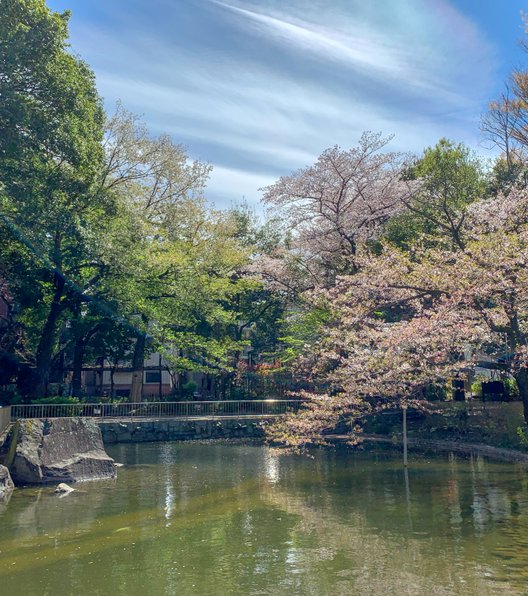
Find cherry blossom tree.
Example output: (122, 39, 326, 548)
(269, 186, 528, 450)
(259, 132, 416, 293)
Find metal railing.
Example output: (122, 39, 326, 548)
(0, 406, 11, 435)
(11, 400, 303, 421)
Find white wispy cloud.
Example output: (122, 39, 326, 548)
(210, 0, 494, 104)
(56, 0, 498, 207)
(212, 1, 410, 76)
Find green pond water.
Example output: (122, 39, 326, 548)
(2, 443, 528, 595)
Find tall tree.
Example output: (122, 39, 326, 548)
(481, 17, 528, 193)
(0, 0, 106, 398)
(269, 187, 528, 449)
(98, 106, 212, 401)
(260, 133, 415, 292)
(384, 139, 486, 249)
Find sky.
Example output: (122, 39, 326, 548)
(47, 0, 528, 208)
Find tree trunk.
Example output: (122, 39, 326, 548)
(230, 349, 242, 398)
(71, 337, 86, 397)
(129, 329, 146, 403)
(99, 354, 105, 396)
(158, 354, 163, 401)
(110, 365, 116, 398)
(32, 273, 66, 399)
(515, 368, 528, 425)
(71, 324, 102, 398)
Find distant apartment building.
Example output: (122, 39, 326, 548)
(82, 352, 173, 399)
(80, 343, 255, 400)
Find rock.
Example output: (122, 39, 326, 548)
(0, 464, 14, 499)
(54, 482, 74, 494)
(0, 489, 12, 511)
(10, 418, 116, 485)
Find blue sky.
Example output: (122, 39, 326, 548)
(48, 0, 527, 208)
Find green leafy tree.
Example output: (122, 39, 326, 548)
(0, 0, 107, 398)
(385, 139, 486, 249)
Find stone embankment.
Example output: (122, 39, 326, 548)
(99, 417, 267, 443)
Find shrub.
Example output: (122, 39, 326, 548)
(31, 396, 82, 405)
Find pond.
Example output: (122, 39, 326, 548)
(1, 442, 528, 595)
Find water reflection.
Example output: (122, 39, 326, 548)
(0, 443, 527, 594)
(264, 449, 280, 484)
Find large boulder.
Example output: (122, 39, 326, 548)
(0, 464, 14, 499)
(9, 418, 116, 485)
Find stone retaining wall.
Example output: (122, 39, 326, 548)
(98, 417, 269, 444)
(364, 401, 528, 450)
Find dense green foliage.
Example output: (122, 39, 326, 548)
(0, 1, 285, 402)
(0, 0, 108, 398)
(384, 139, 486, 249)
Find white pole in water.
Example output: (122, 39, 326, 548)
(402, 404, 408, 468)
